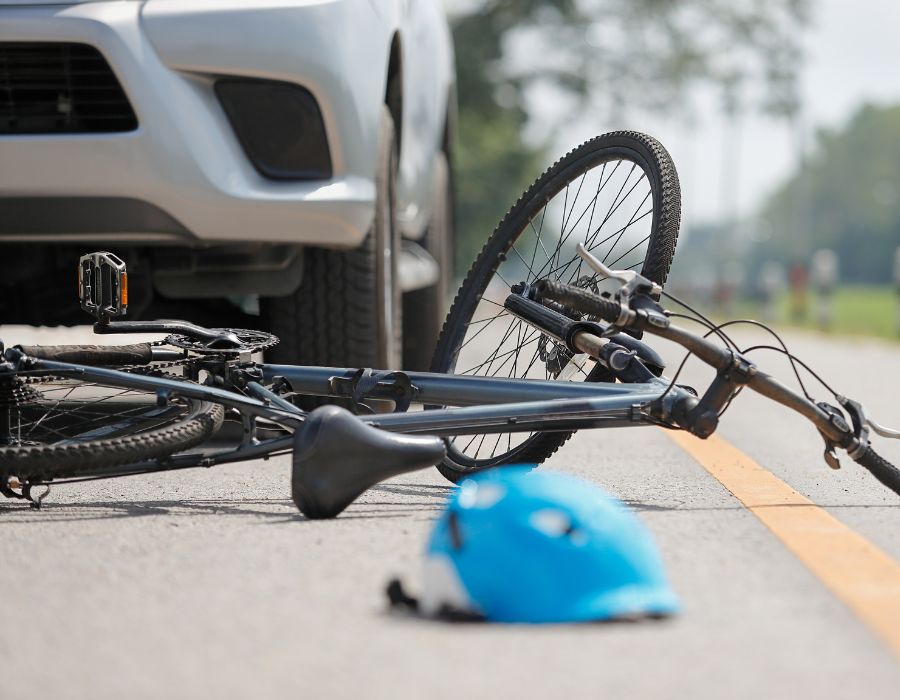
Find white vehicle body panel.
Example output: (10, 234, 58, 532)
(0, 0, 455, 246)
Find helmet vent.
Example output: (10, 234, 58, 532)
(529, 508, 586, 544)
(458, 482, 505, 509)
(447, 511, 464, 550)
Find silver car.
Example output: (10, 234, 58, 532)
(0, 0, 456, 370)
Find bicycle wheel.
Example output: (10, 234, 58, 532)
(0, 372, 225, 482)
(430, 131, 681, 483)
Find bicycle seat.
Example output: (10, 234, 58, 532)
(291, 405, 447, 519)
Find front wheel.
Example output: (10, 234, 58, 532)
(430, 131, 681, 483)
(261, 106, 402, 370)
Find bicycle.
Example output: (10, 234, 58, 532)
(1, 132, 898, 517)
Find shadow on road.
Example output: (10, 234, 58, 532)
(3, 485, 891, 523)
(0, 481, 457, 523)
(0, 498, 296, 523)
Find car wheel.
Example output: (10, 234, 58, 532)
(261, 106, 401, 370)
(402, 150, 453, 371)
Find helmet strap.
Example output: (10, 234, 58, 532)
(385, 578, 485, 622)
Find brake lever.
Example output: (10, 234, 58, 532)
(867, 416, 900, 439)
(575, 243, 663, 301)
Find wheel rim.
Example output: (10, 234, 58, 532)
(444, 149, 660, 469)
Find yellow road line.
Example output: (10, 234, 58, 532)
(666, 431, 900, 659)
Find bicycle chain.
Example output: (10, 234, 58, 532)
(119, 339, 197, 377)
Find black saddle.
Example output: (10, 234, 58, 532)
(291, 405, 447, 519)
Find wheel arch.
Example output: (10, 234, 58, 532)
(385, 32, 403, 154)
(442, 81, 457, 155)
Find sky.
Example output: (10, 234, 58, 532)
(632, 0, 900, 231)
(446, 0, 900, 232)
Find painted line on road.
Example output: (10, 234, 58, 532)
(666, 430, 900, 659)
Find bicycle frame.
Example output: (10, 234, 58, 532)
(13, 303, 900, 503)
(17, 243, 881, 491)
(33, 359, 687, 440)
(263, 365, 681, 436)
(3, 355, 686, 488)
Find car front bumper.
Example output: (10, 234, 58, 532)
(0, 0, 388, 247)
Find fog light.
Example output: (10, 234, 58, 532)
(215, 78, 332, 181)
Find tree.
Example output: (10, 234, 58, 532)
(450, 0, 810, 270)
(753, 103, 900, 284)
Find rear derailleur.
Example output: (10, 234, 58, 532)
(2, 477, 50, 509)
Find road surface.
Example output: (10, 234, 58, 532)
(0, 324, 898, 699)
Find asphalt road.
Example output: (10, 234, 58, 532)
(1, 324, 899, 699)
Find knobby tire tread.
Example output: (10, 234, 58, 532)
(1, 400, 225, 481)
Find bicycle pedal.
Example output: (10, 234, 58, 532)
(78, 252, 128, 321)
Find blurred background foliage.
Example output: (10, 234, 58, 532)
(674, 103, 900, 294)
(449, 0, 900, 338)
(752, 103, 900, 284)
(449, 0, 811, 271)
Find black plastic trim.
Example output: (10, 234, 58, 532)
(0, 197, 192, 238)
(0, 42, 137, 135)
(215, 78, 332, 181)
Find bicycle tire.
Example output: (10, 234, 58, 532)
(430, 131, 681, 483)
(0, 374, 225, 482)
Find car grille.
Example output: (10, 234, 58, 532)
(0, 42, 138, 134)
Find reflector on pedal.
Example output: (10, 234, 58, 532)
(78, 252, 128, 320)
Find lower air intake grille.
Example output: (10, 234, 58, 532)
(0, 42, 138, 134)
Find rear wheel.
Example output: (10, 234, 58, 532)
(0, 373, 224, 482)
(430, 131, 681, 483)
(261, 106, 401, 369)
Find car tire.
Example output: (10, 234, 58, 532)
(261, 106, 401, 370)
(402, 150, 453, 371)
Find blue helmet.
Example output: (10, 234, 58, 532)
(414, 467, 679, 623)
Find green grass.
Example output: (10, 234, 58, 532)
(740, 286, 900, 341)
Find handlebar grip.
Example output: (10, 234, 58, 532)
(854, 445, 900, 497)
(16, 343, 154, 366)
(535, 280, 622, 324)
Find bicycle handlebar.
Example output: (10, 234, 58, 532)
(534, 280, 626, 326)
(853, 445, 900, 494)
(535, 279, 900, 496)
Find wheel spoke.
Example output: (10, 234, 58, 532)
(565, 199, 653, 285)
(459, 309, 510, 351)
(10, 381, 190, 446)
